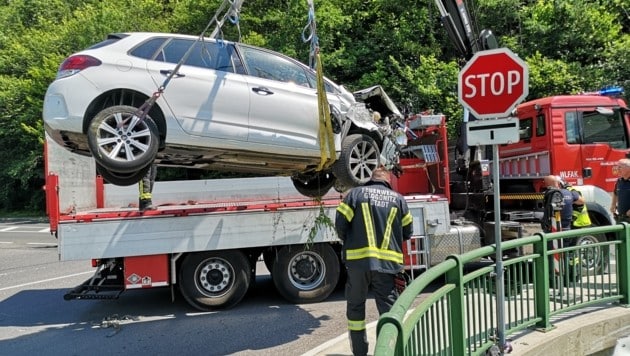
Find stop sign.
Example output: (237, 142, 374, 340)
(458, 48, 529, 119)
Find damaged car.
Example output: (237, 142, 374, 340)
(43, 32, 406, 197)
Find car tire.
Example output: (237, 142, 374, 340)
(88, 105, 159, 173)
(291, 170, 336, 197)
(95, 162, 152, 186)
(333, 133, 380, 188)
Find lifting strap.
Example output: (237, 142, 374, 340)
(303, 0, 336, 171)
(133, 0, 244, 123)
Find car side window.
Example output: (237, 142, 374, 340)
(129, 38, 167, 59)
(238, 45, 311, 87)
(154, 38, 238, 73)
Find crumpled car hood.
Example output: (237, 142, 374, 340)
(353, 85, 403, 120)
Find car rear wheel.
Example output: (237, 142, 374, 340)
(291, 170, 336, 197)
(95, 162, 152, 186)
(88, 105, 159, 173)
(333, 133, 380, 188)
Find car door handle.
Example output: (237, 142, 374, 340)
(252, 87, 274, 95)
(159, 70, 185, 78)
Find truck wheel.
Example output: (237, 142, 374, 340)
(88, 105, 159, 173)
(333, 134, 380, 188)
(575, 230, 608, 275)
(272, 244, 339, 304)
(178, 250, 250, 311)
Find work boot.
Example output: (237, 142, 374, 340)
(139, 199, 155, 211)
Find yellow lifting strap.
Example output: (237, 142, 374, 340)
(304, 0, 336, 171)
(315, 51, 336, 171)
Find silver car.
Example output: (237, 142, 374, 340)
(43, 32, 405, 197)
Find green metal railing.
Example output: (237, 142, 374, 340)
(375, 223, 630, 355)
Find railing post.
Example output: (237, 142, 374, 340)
(533, 232, 553, 330)
(445, 255, 466, 355)
(618, 223, 630, 306)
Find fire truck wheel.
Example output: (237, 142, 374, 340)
(575, 230, 608, 275)
(333, 134, 380, 188)
(178, 250, 250, 311)
(88, 105, 159, 174)
(271, 244, 340, 304)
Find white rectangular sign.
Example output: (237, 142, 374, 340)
(466, 117, 520, 146)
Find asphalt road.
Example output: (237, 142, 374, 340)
(0, 221, 382, 356)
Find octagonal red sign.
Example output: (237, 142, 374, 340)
(458, 48, 529, 119)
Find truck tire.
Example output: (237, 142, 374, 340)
(88, 105, 159, 174)
(178, 250, 250, 311)
(272, 244, 340, 304)
(575, 228, 608, 275)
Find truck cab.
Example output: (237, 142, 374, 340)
(500, 88, 629, 194)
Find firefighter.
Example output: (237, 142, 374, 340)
(542, 175, 584, 232)
(612, 158, 630, 223)
(557, 177, 592, 228)
(335, 165, 413, 356)
(139, 164, 157, 211)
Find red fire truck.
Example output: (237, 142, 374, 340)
(502, 87, 628, 193)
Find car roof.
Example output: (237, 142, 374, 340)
(111, 32, 239, 45)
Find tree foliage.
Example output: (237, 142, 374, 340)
(0, 0, 627, 213)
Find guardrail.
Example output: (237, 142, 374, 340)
(375, 223, 630, 355)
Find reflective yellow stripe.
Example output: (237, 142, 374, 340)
(402, 212, 413, 226)
(348, 319, 366, 331)
(337, 202, 354, 222)
(381, 208, 397, 250)
(345, 246, 404, 264)
(139, 181, 151, 200)
(361, 203, 377, 248)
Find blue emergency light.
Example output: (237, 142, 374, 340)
(599, 86, 624, 96)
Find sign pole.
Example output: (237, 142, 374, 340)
(492, 143, 506, 353)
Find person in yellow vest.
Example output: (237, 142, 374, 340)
(335, 165, 413, 356)
(556, 176, 591, 228)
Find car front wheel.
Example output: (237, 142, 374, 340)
(333, 133, 380, 188)
(88, 105, 159, 173)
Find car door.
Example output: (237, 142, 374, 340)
(237, 44, 323, 155)
(145, 38, 249, 141)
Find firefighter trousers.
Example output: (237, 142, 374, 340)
(139, 164, 157, 201)
(345, 267, 397, 356)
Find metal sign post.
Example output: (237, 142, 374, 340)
(492, 143, 506, 353)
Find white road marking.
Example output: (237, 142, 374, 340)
(0, 271, 94, 291)
(0, 227, 18, 232)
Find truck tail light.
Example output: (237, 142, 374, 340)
(56, 55, 102, 79)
